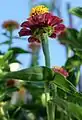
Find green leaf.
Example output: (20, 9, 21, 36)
(9, 47, 31, 55)
(78, 28, 82, 40)
(53, 97, 82, 120)
(0, 51, 13, 69)
(52, 73, 76, 93)
(58, 28, 80, 48)
(0, 40, 10, 45)
(65, 55, 82, 71)
(69, 7, 82, 18)
(51, 73, 82, 106)
(67, 71, 76, 86)
(0, 57, 4, 67)
(74, 49, 82, 59)
(71, 29, 82, 57)
(67, 92, 82, 106)
(3, 50, 13, 61)
(3, 66, 54, 81)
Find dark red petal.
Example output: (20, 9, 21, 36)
(54, 24, 65, 34)
(19, 28, 32, 36)
(44, 13, 63, 26)
(45, 13, 53, 25)
(21, 21, 31, 28)
(31, 15, 45, 27)
(50, 16, 63, 26)
(50, 33, 56, 38)
(37, 14, 46, 25)
(28, 37, 40, 43)
(27, 16, 40, 28)
(28, 37, 36, 42)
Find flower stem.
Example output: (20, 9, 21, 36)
(53, 85, 57, 120)
(51, 84, 57, 120)
(41, 33, 50, 67)
(44, 83, 50, 120)
(40, 33, 50, 120)
(9, 30, 13, 49)
(31, 52, 38, 67)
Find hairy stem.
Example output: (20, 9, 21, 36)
(40, 33, 51, 120)
(41, 33, 50, 67)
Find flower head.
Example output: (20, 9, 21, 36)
(52, 66, 69, 77)
(2, 20, 19, 31)
(19, 5, 65, 42)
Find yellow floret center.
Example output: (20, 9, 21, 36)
(30, 5, 49, 16)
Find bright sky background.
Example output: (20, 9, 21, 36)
(0, 0, 82, 68)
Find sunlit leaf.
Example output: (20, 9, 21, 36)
(52, 73, 76, 93)
(3, 66, 54, 81)
(3, 50, 13, 61)
(69, 7, 82, 18)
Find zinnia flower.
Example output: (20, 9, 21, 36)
(2, 20, 19, 31)
(52, 66, 69, 77)
(19, 5, 65, 42)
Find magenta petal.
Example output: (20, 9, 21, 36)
(28, 37, 40, 43)
(28, 37, 37, 42)
(50, 16, 63, 26)
(50, 33, 56, 38)
(55, 24, 65, 34)
(38, 14, 45, 24)
(45, 13, 53, 25)
(44, 13, 63, 26)
(28, 37, 35, 42)
(21, 21, 31, 28)
(19, 28, 32, 36)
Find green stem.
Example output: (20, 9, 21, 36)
(51, 85, 57, 120)
(9, 30, 13, 49)
(40, 33, 50, 120)
(51, 84, 57, 120)
(44, 83, 50, 120)
(41, 33, 50, 67)
(76, 67, 80, 85)
(31, 53, 38, 67)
